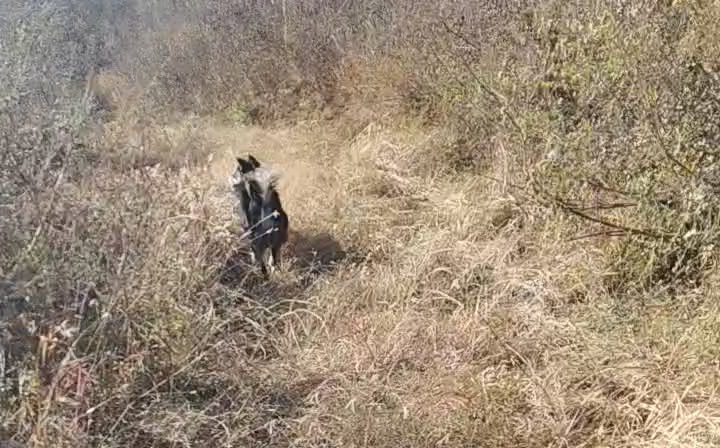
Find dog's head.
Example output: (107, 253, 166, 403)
(237, 154, 261, 174)
(230, 154, 280, 196)
(230, 154, 261, 186)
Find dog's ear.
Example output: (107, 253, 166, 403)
(248, 154, 261, 168)
(237, 157, 255, 173)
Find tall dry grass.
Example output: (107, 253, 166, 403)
(3, 0, 720, 447)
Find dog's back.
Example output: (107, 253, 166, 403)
(244, 175, 288, 250)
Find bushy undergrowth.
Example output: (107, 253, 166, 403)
(3, 0, 720, 446)
(399, 0, 720, 293)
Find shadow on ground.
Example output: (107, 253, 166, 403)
(288, 230, 350, 274)
(215, 231, 366, 357)
(218, 229, 361, 290)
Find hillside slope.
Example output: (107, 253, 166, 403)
(4, 0, 720, 446)
(3, 109, 720, 448)
(73, 118, 720, 447)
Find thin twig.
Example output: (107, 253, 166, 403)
(438, 19, 526, 140)
(567, 230, 628, 241)
(563, 202, 638, 211)
(9, 146, 69, 276)
(440, 16, 481, 52)
(556, 200, 665, 239)
(586, 178, 639, 198)
(649, 112, 695, 178)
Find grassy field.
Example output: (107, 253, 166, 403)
(3, 0, 720, 447)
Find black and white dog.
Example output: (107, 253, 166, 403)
(231, 155, 289, 277)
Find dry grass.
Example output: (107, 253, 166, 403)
(5, 119, 720, 447)
(4, 0, 720, 447)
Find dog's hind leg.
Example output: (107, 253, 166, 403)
(252, 245, 268, 277)
(262, 249, 272, 277)
(271, 245, 282, 272)
(264, 247, 275, 275)
(259, 256, 269, 278)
